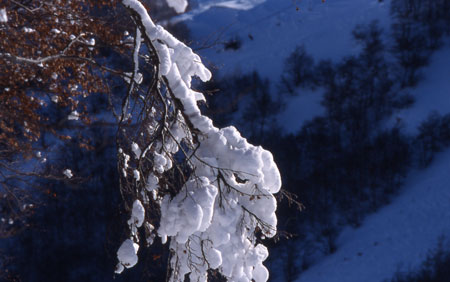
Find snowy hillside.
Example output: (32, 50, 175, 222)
(391, 43, 450, 135)
(294, 147, 450, 282)
(176, 0, 391, 132)
(177, 0, 450, 281)
(183, 0, 390, 77)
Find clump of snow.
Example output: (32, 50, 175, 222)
(146, 173, 159, 191)
(133, 169, 140, 181)
(124, 72, 143, 84)
(128, 199, 145, 228)
(68, 110, 79, 120)
(153, 152, 168, 173)
(63, 169, 73, 178)
(23, 27, 36, 33)
(166, 0, 188, 14)
(159, 177, 218, 243)
(0, 8, 7, 23)
(116, 200, 146, 273)
(131, 142, 141, 158)
(122, 152, 130, 177)
(115, 239, 139, 273)
(145, 222, 156, 246)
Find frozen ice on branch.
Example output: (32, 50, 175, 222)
(116, 0, 281, 281)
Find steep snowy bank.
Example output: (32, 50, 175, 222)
(391, 44, 450, 135)
(294, 148, 450, 282)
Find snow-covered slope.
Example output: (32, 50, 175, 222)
(178, 0, 390, 132)
(294, 148, 450, 282)
(172, 0, 267, 22)
(391, 43, 450, 135)
(175, 1, 450, 281)
(185, 0, 390, 78)
(291, 39, 450, 281)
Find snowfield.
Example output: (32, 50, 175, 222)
(390, 43, 450, 135)
(295, 148, 450, 282)
(180, 0, 391, 132)
(184, 0, 390, 78)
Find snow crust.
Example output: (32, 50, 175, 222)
(118, 1, 282, 281)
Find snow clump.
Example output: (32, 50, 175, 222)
(63, 169, 73, 178)
(115, 239, 139, 274)
(166, 0, 188, 13)
(0, 9, 7, 23)
(68, 110, 79, 120)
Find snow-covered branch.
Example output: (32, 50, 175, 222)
(115, 1, 281, 281)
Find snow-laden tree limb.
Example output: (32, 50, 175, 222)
(116, 1, 281, 281)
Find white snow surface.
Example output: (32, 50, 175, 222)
(294, 148, 450, 282)
(185, 0, 390, 78)
(389, 43, 450, 135)
(179, 0, 390, 132)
